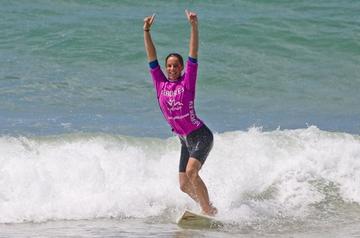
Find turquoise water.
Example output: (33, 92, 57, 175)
(1, 0, 359, 137)
(1, 1, 360, 237)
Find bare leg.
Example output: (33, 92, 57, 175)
(179, 172, 198, 202)
(179, 157, 217, 216)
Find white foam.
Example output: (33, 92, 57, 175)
(0, 126, 359, 223)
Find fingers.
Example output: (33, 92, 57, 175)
(185, 9, 189, 18)
(185, 9, 197, 21)
(185, 9, 196, 16)
(144, 11, 197, 27)
(150, 13, 156, 25)
(143, 13, 156, 30)
(144, 13, 156, 24)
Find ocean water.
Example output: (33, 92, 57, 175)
(1, 0, 360, 237)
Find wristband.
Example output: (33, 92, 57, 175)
(144, 29, 150, 32)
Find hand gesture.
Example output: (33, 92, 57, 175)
(143, 13, 156, 31)
(185, 9, 198, 25)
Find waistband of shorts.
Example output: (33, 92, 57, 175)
(178, 124, 211, 141)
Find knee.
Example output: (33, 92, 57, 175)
(186, 168, 199, 182)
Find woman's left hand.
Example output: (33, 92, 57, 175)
(185, 9, 198, 25)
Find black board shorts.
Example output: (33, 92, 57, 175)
(178, 124, 214, 172)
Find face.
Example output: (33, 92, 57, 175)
(166, 56, 183, 81)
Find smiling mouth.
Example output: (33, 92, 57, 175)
(168, 72, 177, 78)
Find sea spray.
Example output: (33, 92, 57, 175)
(0, 126, 360, 224)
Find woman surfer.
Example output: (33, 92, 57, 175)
(143, 10, 217, 216)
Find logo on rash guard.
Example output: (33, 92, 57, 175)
(161, 87, 184, 97)
(189, 101, 200, 126)
(167, 99, 183, 111)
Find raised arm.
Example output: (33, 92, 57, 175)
(185, 10, 199, 59)
(143, 14, 157, 62)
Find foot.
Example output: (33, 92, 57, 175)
(202, 204, 218, 216)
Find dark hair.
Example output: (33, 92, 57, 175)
(165, 53, 184, 67)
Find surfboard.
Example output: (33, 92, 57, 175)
(176, 209, 223, 229)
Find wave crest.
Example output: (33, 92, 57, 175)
(0, 126, 360, 223)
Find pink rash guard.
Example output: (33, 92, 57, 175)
(150, 59, 204, 136)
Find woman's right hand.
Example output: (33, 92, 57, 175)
(143, 13, 156, 31)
